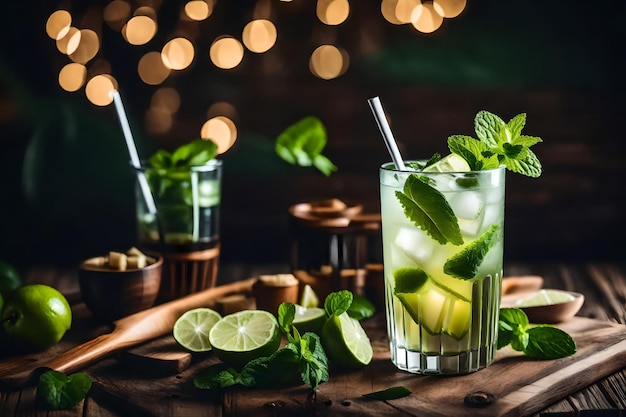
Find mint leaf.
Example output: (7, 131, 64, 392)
(395, 174, 463, 246)
(498, 308, 530, 352)
(298, 333, 329, 391)
(447, 135, 489, 171)
(347, 294, 376, 320)
(240, 348, 300, 387)
(194, 364, 240, 389)
(148, 149, 173, 169)
(513, 135, 542, 148)
(275, 116, 337, 176)
(363, 386, 412, 400)
(507, 113, 526, 138)
(474, 110, 506, 147)
(324, 290, 353, 317)
(443, 224, 500, 280)
(524, 326, 577, 359)
(37, 371, 92, 410)
(171, 138, 218, 167)
(503, 147, 542, 178)
(423, 153, 442, 169)
(278, 302, 296, 335)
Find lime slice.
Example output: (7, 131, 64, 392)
(516, 289, 576, 307)
(422, 153, 471, 173)
(209, 310, 281, 368)
(321, 312, 373, 368)
(300, 284, 319, 308)
(173, 308, 222, 352)
(292, 305, 326, 334)
(443, 298, 471, 340)
(394, 267, 429, 293)
(444, 224, 500, 280)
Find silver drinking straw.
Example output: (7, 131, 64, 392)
(367, 96, 406, 171)
(111, 90, 158, 215)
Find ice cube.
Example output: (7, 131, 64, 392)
(448, 191, 484, 220)
(458, 216, 484, 237)
(393, 227, 434, 264)
(482, 204, 502, 229)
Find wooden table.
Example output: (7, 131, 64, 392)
(1, 262, 625, 417)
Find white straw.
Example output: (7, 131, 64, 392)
(367, 96, 406, 171)
(111, 90, 158, 215)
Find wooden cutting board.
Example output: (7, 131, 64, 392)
(85, 314, 626, 417)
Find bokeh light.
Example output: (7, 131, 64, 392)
(381, 0, 403, 25)
(309, 45, 348, 80)
(69, 29, 100, 64)
(56, 26, 80, 55)
(209, 36, 244, 69)
(317, 0, 350, 25)
(411, 2, 444, 33)
(85, 75, 118, 106)
(433, 0, 467, 18)
(200, 116, 237, 154)
(161, 37, 195, 70)
(123, 15, 157, 45)
(151, 87, 181, 114)
(242, 20, 277, 53)
(184, 0, 214, 21)
(138, 51, 171, 85)
(58, 63, 87, 92)
(396, 0, 421, 23)
(103, 1, 131, 31)
(46, 10, 72, 40)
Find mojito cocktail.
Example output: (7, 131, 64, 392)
(378, 109, 543, 374)
(381, 160, 504, 374)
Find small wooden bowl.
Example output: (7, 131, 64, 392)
(520, 291, 585, 324)
(78, 256, 163, 322)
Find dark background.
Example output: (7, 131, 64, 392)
(0, 0, 624, 270)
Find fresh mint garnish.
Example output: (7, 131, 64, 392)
(362, 386, 412, 400)
(497, 308, 576, 359)
(147, 138, 217, 170)
(448, 111, 542, 177)
(37, 371, 92, 410)
(443, 224, 500, 280)
(395, 174, 463, 246)
(275, 116, 337, 176)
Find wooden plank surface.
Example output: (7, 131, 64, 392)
(1, 263, 625, 416)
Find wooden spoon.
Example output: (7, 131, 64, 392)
(0, 278, 255, 389)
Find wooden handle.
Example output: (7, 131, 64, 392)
(0, 278, 256, 389)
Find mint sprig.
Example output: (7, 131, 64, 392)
(498, 308, 576, 359)
(37, 371, 92, 410)
(448, 111, 543, 177)
(148, 138, 217, 170)
(395, 174, 463, 246)
(275, 116, 337, 176)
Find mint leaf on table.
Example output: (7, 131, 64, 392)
(297, 332, 329, 391)
(395, 174, 463, 246)
(347, 294, 376, 321)
(443, 224, 500, 280)
(275, 116, 337, 176)
(524, 326, 577, 359)
(37, 371, 92, 410)
(324, 290, 353, 317)
(497, 308, 576, 359)
(362, 386, 412, 401)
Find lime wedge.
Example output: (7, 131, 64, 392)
(209, 310, 281, 368)
(173, 308, 222, 352)
(321, 312, 372, 368)
(516, 289, 576, 307)
(393, 267, 429, 293)
(444, 224, 500, 280)
(293, 305, 326, 334)
(300, 284, 319, 308)
(443, 298, 471, 340)
(422, 153, 471, 173)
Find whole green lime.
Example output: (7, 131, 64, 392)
(2, 284, 72, 351)
(0, 260, 22, 297)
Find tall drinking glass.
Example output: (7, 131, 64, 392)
(135, 160, 222, 301)
(380, 161, 505, 374)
